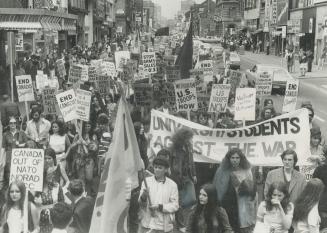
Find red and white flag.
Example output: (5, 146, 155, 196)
(89, 98, 144, 233)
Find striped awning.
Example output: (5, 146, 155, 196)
(0, 21, 42, 30)
(62, 19, 76, 31)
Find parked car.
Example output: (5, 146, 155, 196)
(245, 64, 295, 94)
(228, 52, 241, 70)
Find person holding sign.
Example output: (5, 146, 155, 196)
(0, 181, 39, 233)
(213, 148, 256, 233)
(2, 117, 28, 188)
(26, 107, 51, 149)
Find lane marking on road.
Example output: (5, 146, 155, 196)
(315, 115, 326, 122)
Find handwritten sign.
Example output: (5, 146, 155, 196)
(115, 51, 130, 71)
(10, 148, 44, 191)
(36, 74, 48, 90)
(133, 83, 153, 106)
(42, 87, 57, 115)
(76, 89, 92, 121)
(196, 60, 213, 75)
(80, 65, 89, 82)
(100, 61, 116, 77)
(142, 52, 157, 74)
(174, 78, 198, 112)
(88, 66, 97, 82)
(166, 66, 180, 82)
(69, 65, 82, 84)
(234, 88, 256, 121)
(56, 89, 77, 122)
(256, 72, 273, 96)
(282, 79, 299, 113)
(16, 75, 35, 102)
(208, 84, 231, 113)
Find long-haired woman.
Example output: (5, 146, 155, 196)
(293, 178, 325, 233)
(213, 148, 256, 233)
(255, 182, 293, 233)
(187, 183, 233, 233)
(0, 181, 38, 233)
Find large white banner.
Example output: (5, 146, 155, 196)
(150, 109, 311, 166)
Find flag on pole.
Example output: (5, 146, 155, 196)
(175, 21, 193, 79)
(89, 97, 144, 233)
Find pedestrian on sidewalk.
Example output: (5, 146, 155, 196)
(266, 40, 270, 55)
(286, 49, 294, 73)
(299, 50, 307, 77)
(307, 49, 314, 72)
(318, 47, 327, 71)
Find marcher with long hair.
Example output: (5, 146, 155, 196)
(293, 178, 325, 233)
(255, 182, 293, 233)
(0, 181, 38, 233)
(187, 183, 233, 233)
(48, 120, 71, 175)
(213, 148, 256, 233)
(169, 127, 197, 232)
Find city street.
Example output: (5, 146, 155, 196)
(240, 52, 327, 133)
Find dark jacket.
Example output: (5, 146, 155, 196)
(70, 196, 95, 233)
(187, 206, 234, 233)
(170, 145, 196, 188)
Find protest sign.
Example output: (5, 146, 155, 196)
(10, 148, 44, 191)
(68, 65, 82, 84)
(56, 59, 66, 77)
(208, 84, 231, 113)
(174, 78, 198, 112)
(166, 66, 180, 82)
(16, 75, 35, 102)
(234, 88, 256, 121)
(300, 165, 315, 181)
(100, 61, 116, 77)
(88, 66, 97, 82)
(255, 72, 273, 97)
(90, 59, 103, 76)
(36, 74, 48, 90)
(76, 89, 92, 121)
(56, 89, 77, 122)
(197, 92, 210, 113)
(282, 79, 299, 113)
(133, 83, 153, 106)
(80, 65, 89, 82)
(142, 52, 157, 74)
(229, 70, 243, 94)
(158, 82, 177, 112)
(150, 108, 311, 166)
(195, 60, 213, 75)
(115, 51, 130, 71)
(96, 76, 110, 98)
(42, 87, 57, 115)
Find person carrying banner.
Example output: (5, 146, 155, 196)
(169, 128, 197, 232)
(138, 155, 179, 233)
(264, 149, 306, 205)
(213, 148, 256, 233)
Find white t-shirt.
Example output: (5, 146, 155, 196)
(294, 204, 320, 233)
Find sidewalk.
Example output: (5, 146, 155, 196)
(240, 51, 327, 79)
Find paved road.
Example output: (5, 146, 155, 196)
(240, 56, 327, 133)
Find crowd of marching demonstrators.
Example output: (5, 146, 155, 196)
(0, 30, 327, 233)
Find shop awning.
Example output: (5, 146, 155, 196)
(0, 21, 42, 30)
(62, 19, 76, 31)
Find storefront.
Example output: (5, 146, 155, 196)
(0, 8, 77, 95)
(315, 4, 327, 63)
(300, 7, 316, 53)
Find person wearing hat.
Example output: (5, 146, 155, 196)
(138, 155, 179, 233)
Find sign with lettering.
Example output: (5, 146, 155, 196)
(10, 148, 44, 191)
(133, 83, 153, 106)
(88, 66, 97, 82)
(166, 66, 180, 82)
(80, 65, 89, 82)
(142, 52, 157, 74)
(282, 79, 299, 113)
(76, 89, 92, 121)
(69, 65, 82, 84)
(208, 84, 231, 113)
(56, 89, 77, 122)
(174, 78, 198, 112)
(15, 75, 35, 102)
(115, 51, 130, 71)
(256, 72, 273, 97)
(234, 88, 256, 121)
(42, 87, 57, 115)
